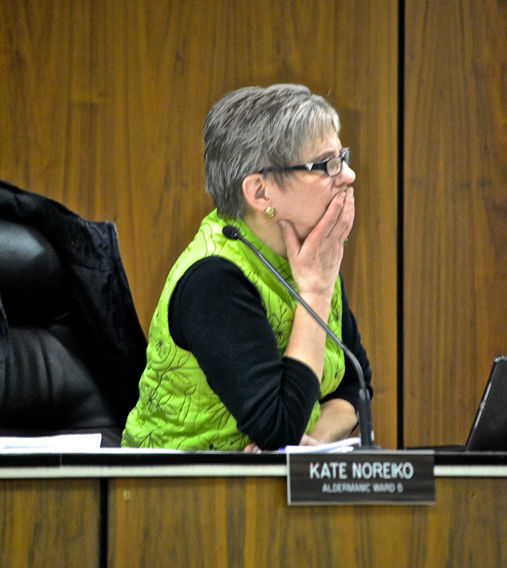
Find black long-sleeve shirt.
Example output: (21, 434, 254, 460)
(169, 256, 372, 449)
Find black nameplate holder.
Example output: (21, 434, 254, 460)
(287, 450, 435, 505)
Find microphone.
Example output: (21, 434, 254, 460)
(222, 224, 375, 448)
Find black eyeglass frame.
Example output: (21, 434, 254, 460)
(259, 147, 351, 178)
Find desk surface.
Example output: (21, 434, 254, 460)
(0, 449, 506, 479)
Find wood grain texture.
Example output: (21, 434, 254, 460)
(108, 475, 507, 568)
(404, 0, 507, 446)
(0, 479, 101, 568)
(0, 0, 398, 448)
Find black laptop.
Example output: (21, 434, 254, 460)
(465, 355, 507, 451)
(410, 356, 507, 452)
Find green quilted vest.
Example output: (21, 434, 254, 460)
(122, 210, 345, 450)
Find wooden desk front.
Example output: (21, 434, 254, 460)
(0, 478, 101, 568)
(0, 452, 505, 568)
(108, 475, 505, 568)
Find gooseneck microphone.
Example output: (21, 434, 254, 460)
(222, 224, 374, 448)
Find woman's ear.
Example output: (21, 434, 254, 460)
(242, 173, 272, 213)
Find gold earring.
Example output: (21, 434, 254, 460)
(265, 206, 276, 218)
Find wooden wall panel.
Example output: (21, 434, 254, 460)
(0, 479, 101, 568)
(108, 476, 507, 568)
(0, 1, 397, 447)
(404, 1, 507, 446)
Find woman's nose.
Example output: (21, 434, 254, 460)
(338, 161, 356, 184)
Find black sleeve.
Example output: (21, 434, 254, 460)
(169, 257, 321, 450)
(320, 274, 373, 409)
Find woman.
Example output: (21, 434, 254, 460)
(122, 84, 372, 451)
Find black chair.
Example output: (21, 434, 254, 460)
(0, 180, 147, 447)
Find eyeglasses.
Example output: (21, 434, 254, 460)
(259, 147, 351, 178)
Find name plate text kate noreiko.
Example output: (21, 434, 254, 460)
(287, 450, 435, 505)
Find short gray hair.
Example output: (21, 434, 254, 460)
(203, 84, 341, 218)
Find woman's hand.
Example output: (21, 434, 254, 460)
(298, 400, 358, 446)
(279, 187, 355, 300)
(278, 188, 355, 381)
(307, 399, 357, 443)
(299, 434, 323, 445)
(243, 441, 261, 453)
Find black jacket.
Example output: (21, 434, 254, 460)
(0, 179, 146, 441)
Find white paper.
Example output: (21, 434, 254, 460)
(282, 436, 361, 453)
(0, 433, 102, 452)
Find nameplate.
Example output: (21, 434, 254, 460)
(287, 450, 435, 505)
